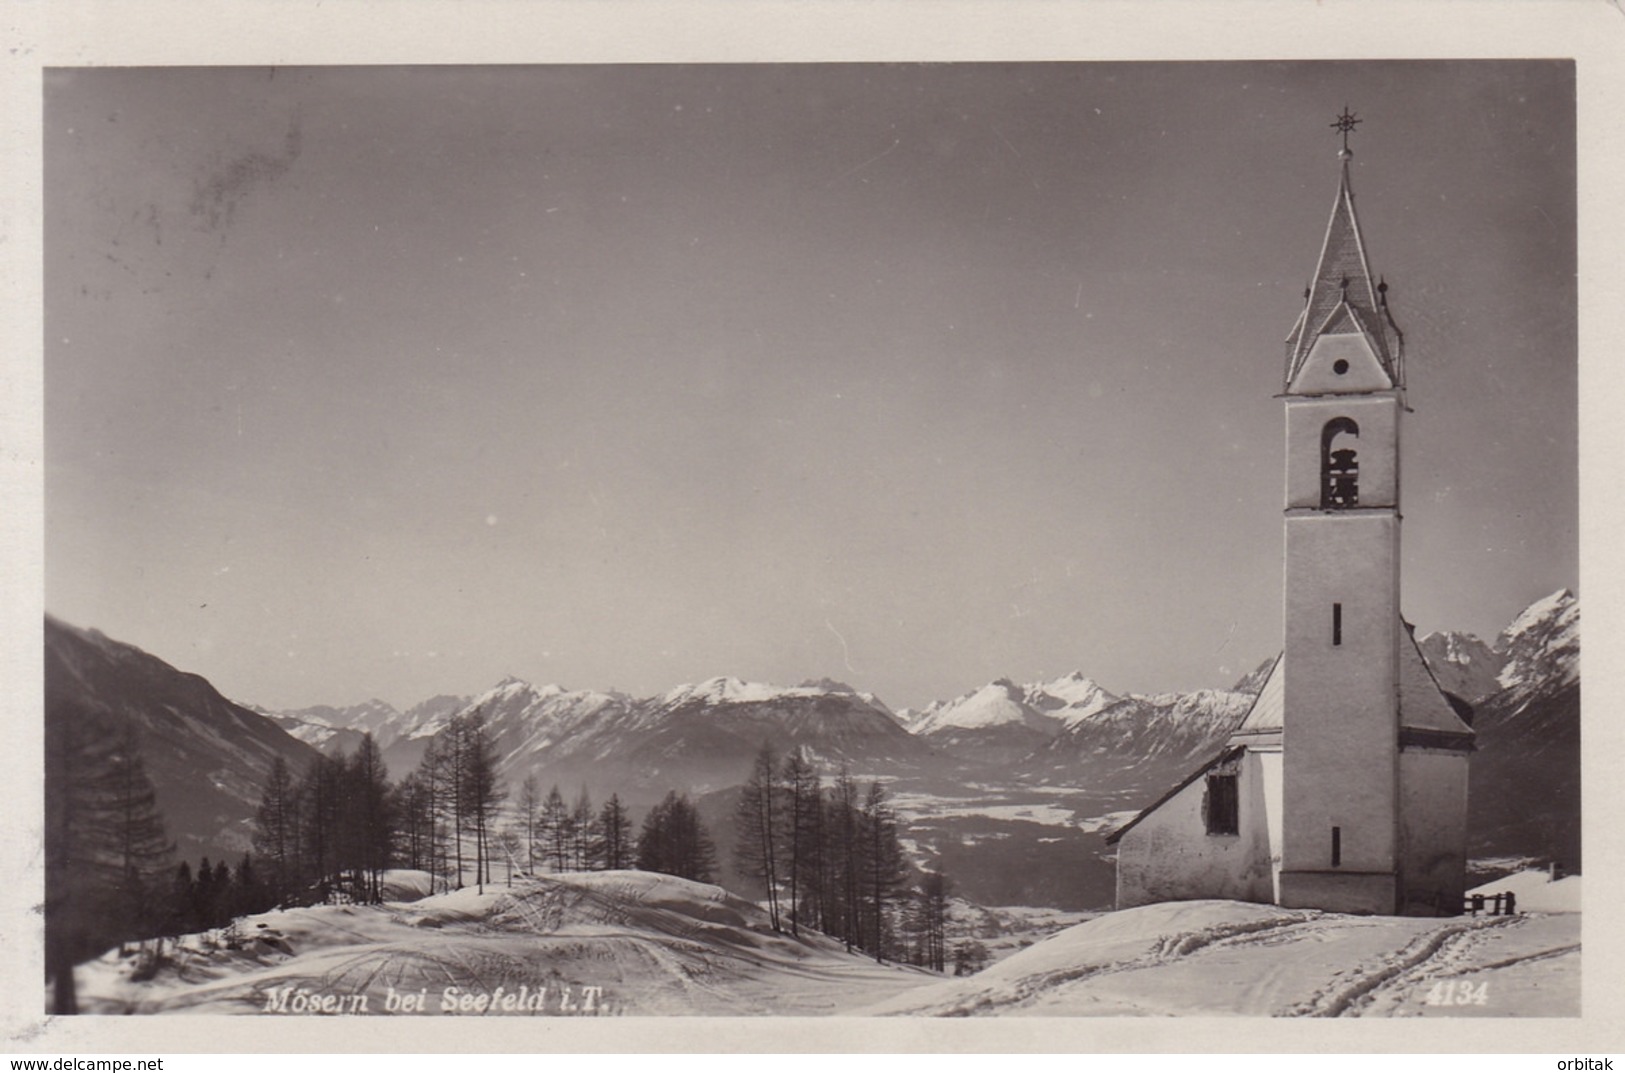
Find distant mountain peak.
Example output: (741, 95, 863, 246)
(1495, 588, 1578, 695)
(1230, 658, 1277, 696)
(661, 675, 857, 707)
(797, 677, 857, 694)
(1500, 588, 1577, 645)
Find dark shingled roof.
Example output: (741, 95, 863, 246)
(1283, 151, 1405, 390)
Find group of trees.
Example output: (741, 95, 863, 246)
(511, 779, 638, 875)
(255, 711, 721, 899)
(166, 855, 273, 934)
(387, 711, 506, 893)
(252, 733, 397, 906)
(731, 744, 952, 968)
(635, 790, 717, 881)
(45, 705, 977, 1013)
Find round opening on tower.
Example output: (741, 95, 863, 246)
(1333, 359, 1350, 376)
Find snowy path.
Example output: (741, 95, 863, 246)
(862, 901, 1578, 1017)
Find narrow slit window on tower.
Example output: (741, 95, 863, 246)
(1333, 602, 1343, 646)
(1331, 826, 1342, 867)
(1204, 774, 1239, 835)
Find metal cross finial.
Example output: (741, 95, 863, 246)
(1331, 106, 1362, 153)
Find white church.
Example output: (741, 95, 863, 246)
(1107, 121, 1475, 917)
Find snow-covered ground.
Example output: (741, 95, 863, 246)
(72, 870, 931, 1016)
(1468, 869, 1580, 914)
(70, 876, 1577, 1017)
(862, 900, 1578, 1017)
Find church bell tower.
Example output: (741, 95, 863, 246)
(1276, 111, 1409, 914)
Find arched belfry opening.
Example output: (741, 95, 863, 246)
(1320, 417, 1360, 509)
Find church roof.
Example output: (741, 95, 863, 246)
(1283, 151, 1405, 392)
(1228, 652, 1283, 743)
(1106, 617, 1473, 844)
(1398, 621, 1476, 747)
(1103, 744, 1245, 846)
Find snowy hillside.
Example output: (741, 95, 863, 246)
(73, 871, 930, 1016)
(73, 871, 1577, 1017)
(862, 899, 1578, 1017)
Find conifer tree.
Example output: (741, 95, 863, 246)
(516, 776, 543, 874)
(166, 860, 196, 937)
(734, 744, 784, 931)
(390, 771, 434, 875)
(828, 768, 862, 952)
(636, 791, 716, 883)
(859, 780, 908, 962)
(458, 710, 505, 892)
(598, 793, 634, 870)
(98, 722, 175, 956)
(571, 787, 598, 870)
(414, 736, 456, 892)
(444, 715, 468, 886)
(234, 854, 269, 918)
(348, 733, 393, 902)
(781, 749, 820, 936)
(541, 785, 571, 871)
(252, 755, 301, 905)
(45, 709, 174, 1012)
(912, 869, 951, 972)
(193, 855, 216, 927)
(299, 754, 344, 899)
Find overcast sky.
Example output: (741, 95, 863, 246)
(43, 61, 1577, 712)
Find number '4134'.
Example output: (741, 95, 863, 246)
(1423, 981, 1488, 1006)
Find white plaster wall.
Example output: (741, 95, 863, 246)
(1116, 751, 1275, 909)
(1279, 872, 1397, 915)
(1399, 748, 1469, 912)
(1281, 511, 1399, 875)
(1284, 394, 1400, 510)
(1258, 749, 1284, 902)
(1292, 332, 1392, 396)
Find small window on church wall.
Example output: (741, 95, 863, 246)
(1320, 417, 1360, 509)
(1204, 774, 1239, 835)
(1333, 603, 1343, 646)
(1332, 826, 1342, 867)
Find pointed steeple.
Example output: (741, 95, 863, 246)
(1283, 145, 1405, 393)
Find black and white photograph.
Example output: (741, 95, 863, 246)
(4, 0, 1621, 1056)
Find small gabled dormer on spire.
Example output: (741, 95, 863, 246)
(1282, 109, 1405, 396)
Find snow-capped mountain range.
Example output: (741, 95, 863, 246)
(341, 673, 930, 800)
(46, 588, 1579, 870)
(246, 588, 1580, 798)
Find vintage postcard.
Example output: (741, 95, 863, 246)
(2, 0, 1620, 1055)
